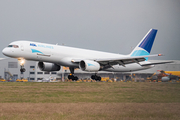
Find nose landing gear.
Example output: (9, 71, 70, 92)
(18, 59, 26, 80)
(20, 66, 26, 79)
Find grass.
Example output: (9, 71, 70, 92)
(0, 82, 180, 119)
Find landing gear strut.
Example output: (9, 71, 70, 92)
(91, 74, 101, 81)
(68, 67, 78, 81)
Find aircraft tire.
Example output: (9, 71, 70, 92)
(91, 75, 95, 80)
(97, 76, 101, 81)
(91, 75, 101, 81)
(74, 76, 78, 81)
(68, 75, 73, 80)
(68, 75, 78, 81)
(20, 68, 26, 72)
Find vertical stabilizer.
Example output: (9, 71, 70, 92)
(130, 29, 157, 60)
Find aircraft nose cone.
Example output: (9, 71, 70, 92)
(2, 48, 9, 56)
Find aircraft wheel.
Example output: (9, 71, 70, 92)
(74, 76, 78, 81)
(97, 76, 101, 81)
(68, 75, 78, 81)
(95, 76, 101, 81)
(91, 75, 101, 81)
(20, 68, 26, 72)
(68, 75, 74, 80)
(91, 75, 95, 80)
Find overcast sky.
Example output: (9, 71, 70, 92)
(0, 0, 180, 60)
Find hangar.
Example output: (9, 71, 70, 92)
(0, 58, 179, 81)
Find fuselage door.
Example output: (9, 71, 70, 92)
(21, 44, 24, 51)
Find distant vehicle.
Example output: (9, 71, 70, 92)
(2, 29, 172, 80)
(16, 79, 28, 82)
(146, 73, 158, 82)
(0, 78, 6, 82)
(158, 70, 180, 82)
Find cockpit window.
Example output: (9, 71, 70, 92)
(8, 45, 13, 47)
(13, 45, 19, 48)
(8, 45, 19, 48)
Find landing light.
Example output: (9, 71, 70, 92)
(19, 59, 25, 66)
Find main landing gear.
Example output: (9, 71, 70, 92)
(68, 74, 78, 81)
(67, 67, 101, 81)
(91, 74, 101, 81)
(68, 67, 78, 81)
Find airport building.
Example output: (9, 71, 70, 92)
(0, 58, 59, 81)
(0, 58, 179, 81)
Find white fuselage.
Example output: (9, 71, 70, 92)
(2, 41, 154, 72)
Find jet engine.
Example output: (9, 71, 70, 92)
(38, 62, 60, 71)
(79, 60, 100, 72)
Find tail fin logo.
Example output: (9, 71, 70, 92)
(130, 29, 158, 60)
(138, 29, 157, 53)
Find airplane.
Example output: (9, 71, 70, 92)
(2, 29, 172, 81)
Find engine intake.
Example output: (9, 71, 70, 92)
(38, 62, 60, 71)
(79, 60, 100, 72)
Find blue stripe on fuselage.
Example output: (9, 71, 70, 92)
(31, 49, 44, 54)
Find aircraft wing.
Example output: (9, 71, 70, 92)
(72, 54, 162, 67)
(95, 54, 161, 67)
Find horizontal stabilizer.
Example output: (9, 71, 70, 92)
(95, 54, 162, 62)
(141, 61, 173, 66)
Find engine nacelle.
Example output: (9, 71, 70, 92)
(38, 62, 60, 71)
(161, 77, 170, 82)
(79, 60, 100, 72)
